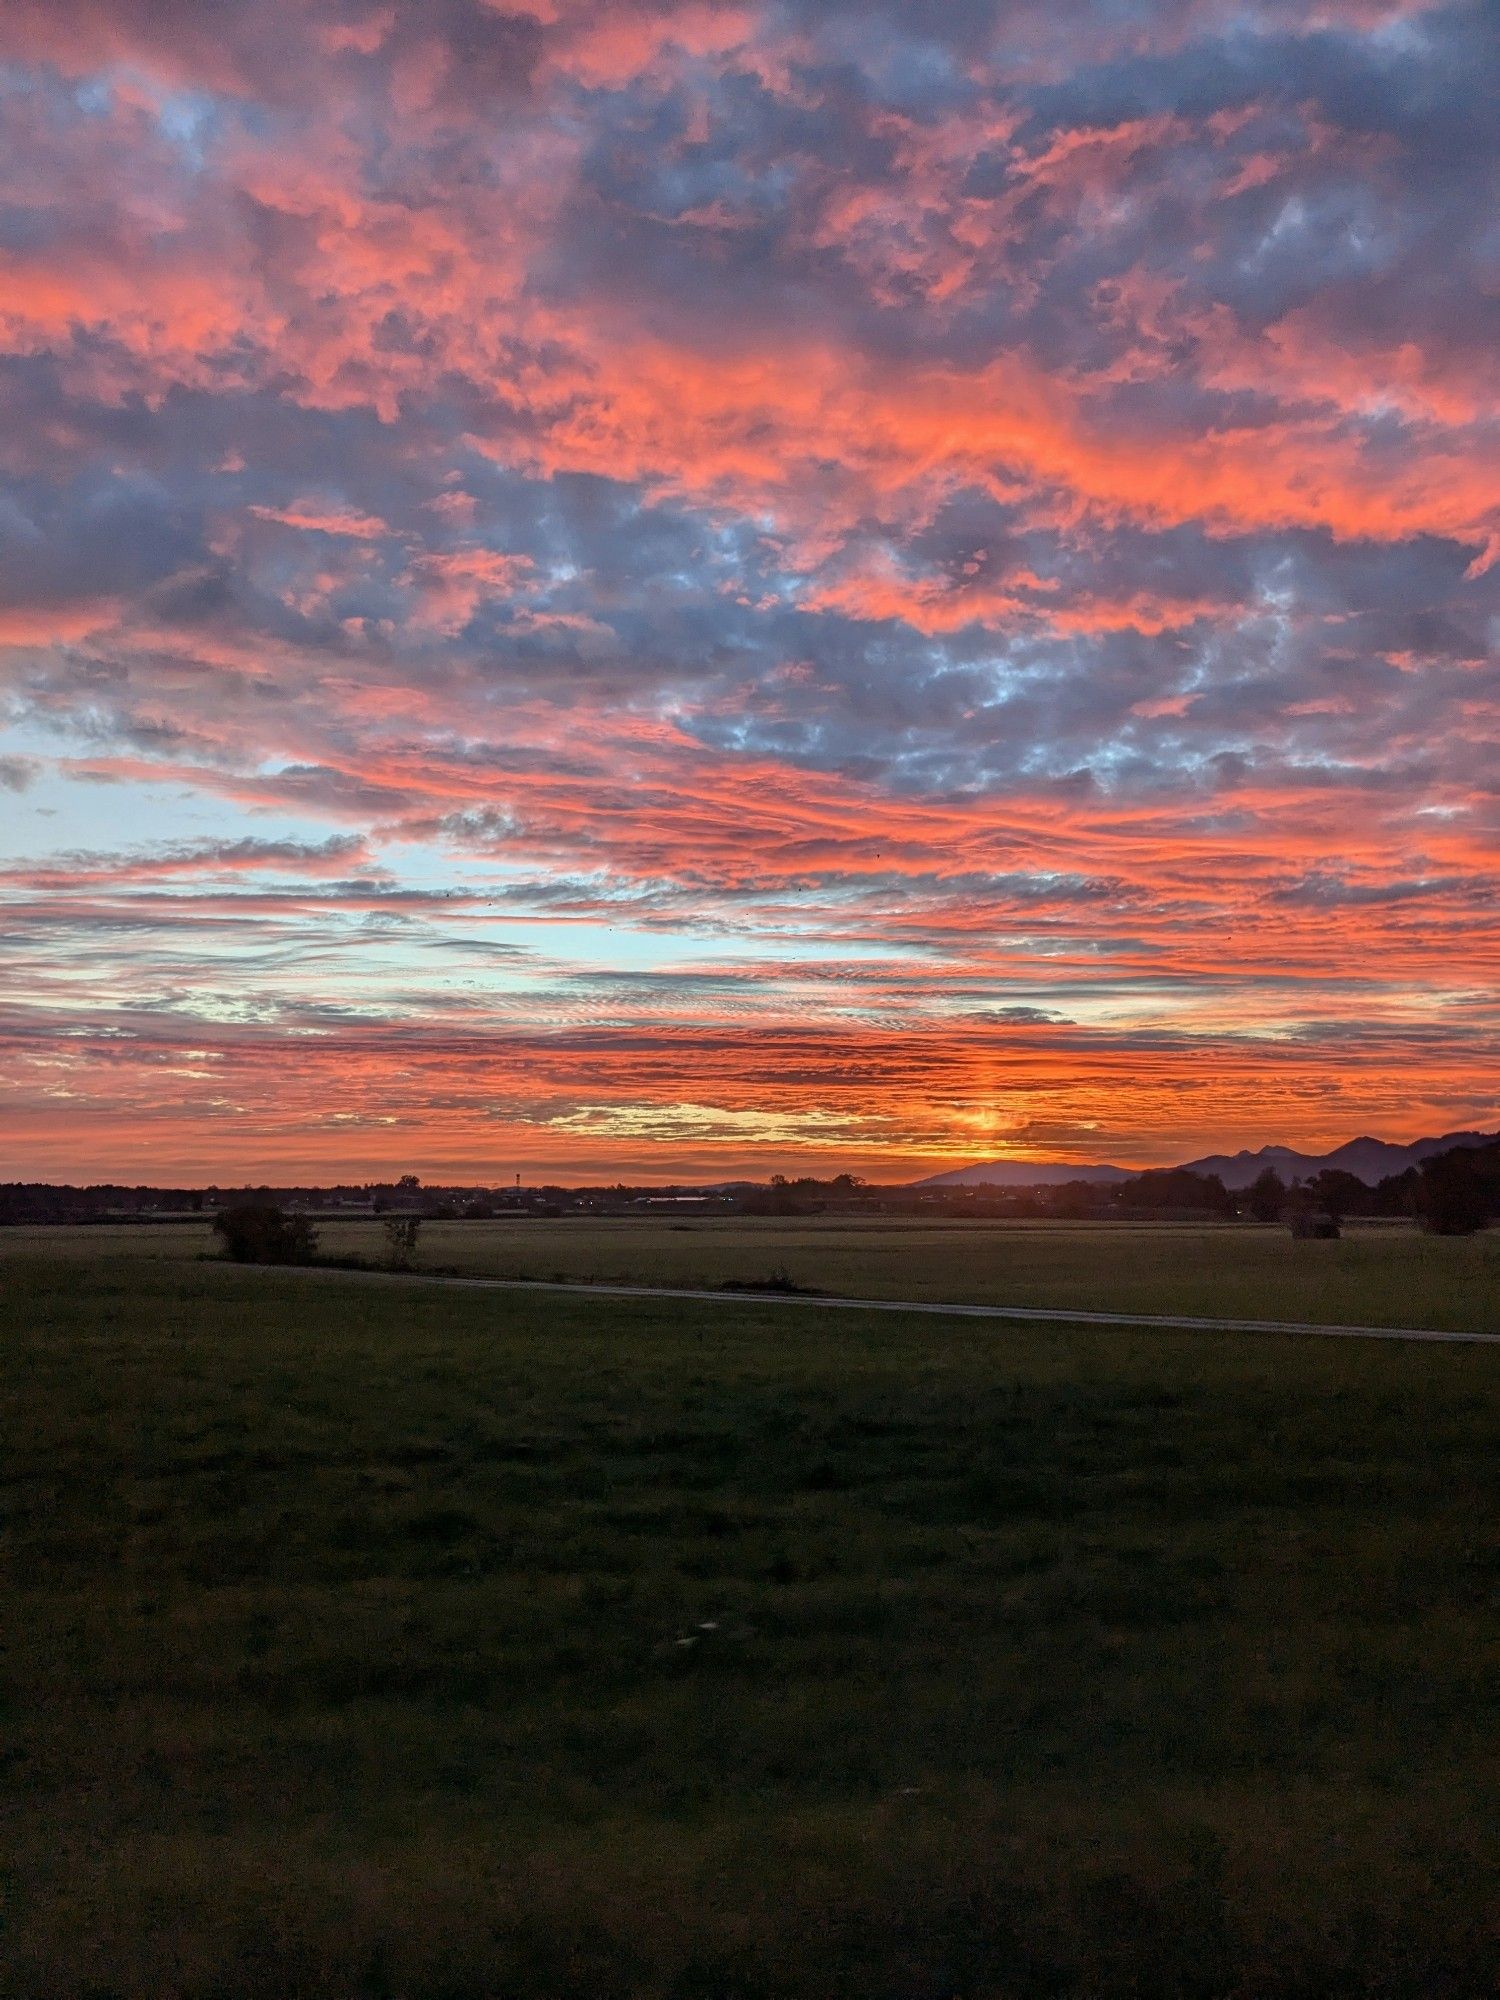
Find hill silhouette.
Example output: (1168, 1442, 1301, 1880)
(917, 1129, 1497, 1191)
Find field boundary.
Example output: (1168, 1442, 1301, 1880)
(199, 1259, 1500, 1345)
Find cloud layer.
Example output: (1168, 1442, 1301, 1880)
(1, 0, 1496, 1177)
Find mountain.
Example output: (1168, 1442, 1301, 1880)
(914, 1160, 1138, 1188)
(915, 1129, 1497, 1191)
(1177, 1131, 1498, 1190)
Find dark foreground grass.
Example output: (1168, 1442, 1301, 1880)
(2, 1255, 1497, 1998)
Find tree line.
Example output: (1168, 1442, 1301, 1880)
(4, 1137, 1497, 1248)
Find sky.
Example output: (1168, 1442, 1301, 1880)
(0, 0, 1496, 1184)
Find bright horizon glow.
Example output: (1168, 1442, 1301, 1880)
(1, 0, 1496, 1182)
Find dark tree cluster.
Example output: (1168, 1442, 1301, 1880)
(738, 1173, 867, 1216)
(1117, 1169, 1236, 1217)
(1413, 1142, 1500, 1235)
(211, 1203, 318, 1265)
(0, 1183, 208, 1224)
(4, 1139, 1498, 1236)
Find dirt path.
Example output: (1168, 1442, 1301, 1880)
(203, 1260, 1500, 1345)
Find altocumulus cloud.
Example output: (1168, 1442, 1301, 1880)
(0, 0, 1495, 1179)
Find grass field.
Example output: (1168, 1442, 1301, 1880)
(3, 1251, 1497, 1997)
(7, 1212, 1499, 1331)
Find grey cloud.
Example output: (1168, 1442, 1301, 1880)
(0, 754, 38, 791)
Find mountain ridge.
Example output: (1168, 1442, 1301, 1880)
(915, 1129, 1498, 1191)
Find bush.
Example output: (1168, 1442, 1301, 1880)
(212, 1202, 318, 1265)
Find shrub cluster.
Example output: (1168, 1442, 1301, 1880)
(212, 1202, 318, 1265)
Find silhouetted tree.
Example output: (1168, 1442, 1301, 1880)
(1246, 1167, 1288, 1222)
(212, 1202, 317, 1265)
(1305, 1168, 1368, 1225)
(1415, 1150, 1493, 1235)
(1283, 1184, 1339, 1237)
(383, 1214, 422, 1270)
(1117, 1168, 1234, 1216)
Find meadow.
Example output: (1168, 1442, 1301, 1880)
(2, 1248, 1496, 1997)
(6, 1211, 1498, 1331)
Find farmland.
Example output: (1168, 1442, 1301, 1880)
(5, 1211, 1498, 1331)
(2, 1247, 1497, 1997)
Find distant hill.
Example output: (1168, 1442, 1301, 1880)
(915, 1160, 1137, 1188)
(1177, 1131, 1498, 1190)
(915, 1129, 1497, 1191)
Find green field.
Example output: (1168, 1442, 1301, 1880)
(3, 1251, 1497, 1997)
(8, 1212, 1498, 1331)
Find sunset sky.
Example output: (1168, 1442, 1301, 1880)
(1, 0, 1496, 1183)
